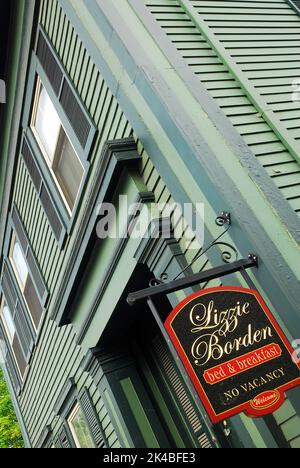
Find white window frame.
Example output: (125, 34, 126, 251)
(9, 232, 38, 332)
(0, 297, 16, 345)
(0, 296, 24, 380)
(67, 403, 95, 449)
(31, 77, 84, 215)
(9, 232, 29, 291)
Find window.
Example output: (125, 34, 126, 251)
(1, 302, 16, 344)
(0, 298, 27, 378)
(68, 404, 95, 448)
(11, 236, 29, 289)
(9, 233, 42, 330)
(31, 78, 84, 213)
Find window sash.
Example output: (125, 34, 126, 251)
(33, 80, 61, 163)
(10, 234, 29, 291)
(9, 232, 41, 332)
(21, 32, 96, 239)
(31, 78, 84, 214)
(0, 299, 26, 380)
(52, 131, 84, 211)
(1, 302, 16, 344)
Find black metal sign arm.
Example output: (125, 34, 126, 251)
(127, 254, 258, 306)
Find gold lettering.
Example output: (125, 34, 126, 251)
(192, 323, 273, 367)
(239, 368, 285, 393)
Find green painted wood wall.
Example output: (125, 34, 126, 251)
(6, 0, 300, 448)
(12, 0, 214, 447)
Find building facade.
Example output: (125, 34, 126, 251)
(0, 0, 300, 448)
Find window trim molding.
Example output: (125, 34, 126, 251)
(0, 322, 22, 395)
(0, 298, 26, 382)
(0, 259, 36, 360)
(23, 60, 90, 227)
(53, 378, 108, 448)
(21, 28, 97, 243)
(20, 135, 67, 247)
(56, 424, 76, 448)
(31, 59, 89, 169)
(35, 26, 97, 158)
(0, 300, 32, 388)
(0, 296, 16, 345)
(30, 77, 85, 216)
(67, 402, 95, 449)
(0, 206, 49, 392)
(10, 205, 49, 309)
(9, 232, 29, 294)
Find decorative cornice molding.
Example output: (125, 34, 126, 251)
(134, 217, 183, 279)
(80, 347, 134, 387)
(76, 189, 154, 344)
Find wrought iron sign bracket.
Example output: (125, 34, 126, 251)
(127, 254, 258, 306)
(215, 211, 232, 227)
(127, 254, 259, 442)
(126, 212, 259, 444)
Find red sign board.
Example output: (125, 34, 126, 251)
(165, 287, 300, 423)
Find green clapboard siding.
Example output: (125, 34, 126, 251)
(11, 0, 134, 447)
(13, 0, 212, 447)
(13, 0, 227, 446)
(11, 0, 299, 449)
(273, 400, 300, 446)
(146, 0, 300, 214)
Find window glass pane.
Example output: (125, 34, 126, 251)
(2, 305, 16, 342)
(32, 79, 84, 213)
(35, 85, 61, 161)
(54, 134, 84, 210)
(69, 406, 94, 448)
(12, 241, 28, 287)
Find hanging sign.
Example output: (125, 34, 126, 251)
(165, 287, 300, 423)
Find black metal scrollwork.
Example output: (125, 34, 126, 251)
(215, 212, 232, 227)
(149, 278, 163, 287)
(149, 272, 169, 287)
(213, 242, 238, 264)
(154, 211, 239, 282)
